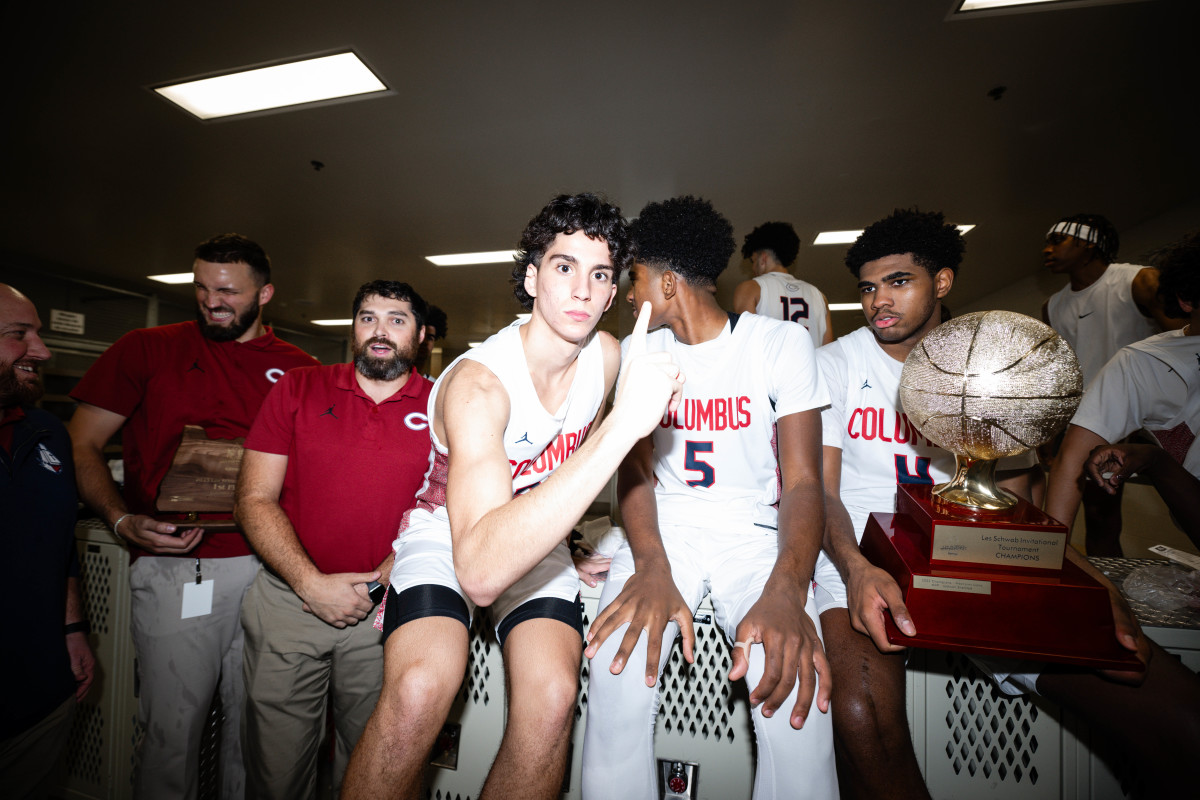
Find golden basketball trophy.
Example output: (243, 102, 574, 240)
(859, 311, 1141, 669)
(156, 425, 243, 531)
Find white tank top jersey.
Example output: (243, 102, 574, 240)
(396, 320, 607, 540)
(1072, 329, 1200, 478)
(621, 312, 828, 532)
(818, 327, 953, 540)
(753, 271, 829, 349)
(1045, 263, 1158, 386)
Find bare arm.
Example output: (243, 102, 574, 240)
(1087, 443, 1200, 545)
(235, 449, 377, 627)
(821, 445, 915, 652)
(64, 576, 95, 700)
(583, 433, 696, 683)
(1044, 423, 1107, 529)
(68, 402, 203, 553)
(1132, 267, 1187, 332)
(451, 307, 684, 606)
(732, 279, 761, 315)
(729, 409, 831, 728)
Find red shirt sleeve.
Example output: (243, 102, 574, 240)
(244, 369, 302, 456)
(70, 329, 152, 417)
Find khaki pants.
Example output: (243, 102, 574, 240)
(240, 570, 384, 800)
(130, 554, 260, 800)
(0, 694, 76, 800)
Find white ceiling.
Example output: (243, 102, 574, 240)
(2, 1, 1197, 351)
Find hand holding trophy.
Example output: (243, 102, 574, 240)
(860, 310, 1141, 670)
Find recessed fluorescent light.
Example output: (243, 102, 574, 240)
(468, 342, 485, 348)
(829, 303, 862, 311)
(959, 0, 1061, 9)
(426, 250, 517, 267)
(148, 273, 195, 284)
(154, 52, 387, 121)
(814, 225, 975, 245)
(312, 319, 353, 326)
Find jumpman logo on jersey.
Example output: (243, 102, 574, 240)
(187, 360, 205, 373)
(860, 378, 872, 390)
(514, 432, 532, 446)
(319, 405, 337, 419)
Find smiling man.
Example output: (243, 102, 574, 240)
(234, 280, 433, 800)
(68, 233, 318, 800)
(0, 284, 95, 799)
(343, 193, 684, 800)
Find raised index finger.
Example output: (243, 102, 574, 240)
(627, 301, 652, 360)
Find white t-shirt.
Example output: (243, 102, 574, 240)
(753, 271, 829, 349)
(622, 312, 828, 532)
(1071, 328, 1200, 478)
(1045, 263, 1158, 386)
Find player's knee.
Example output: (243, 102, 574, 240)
(832, 684, 910, 766)
(379, 662, 455, 726)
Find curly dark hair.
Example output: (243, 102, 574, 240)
(845, 209, 963, 279)
(1152, 231, 1200, 319)
(741, 221, 800, 266)
(1049, 213, 1119, 264)
(424, 305, 448, 340)
(510, 193, 632, 311)
(351, 280, 428, 329)
(194, 233, 271, 286)
(629, 196, 735, 288)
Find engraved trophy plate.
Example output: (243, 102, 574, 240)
(859, 311, 1140, 670)
(156, 425, 243, 531)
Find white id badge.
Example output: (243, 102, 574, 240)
(182, 579, 214, 619)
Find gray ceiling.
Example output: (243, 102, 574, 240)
(3, 1, 1198, 352)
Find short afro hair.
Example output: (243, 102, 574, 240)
(424, 305, 448, 340)
(845, 209, 964, 279)
(1152, 231, 1200, 319)
(510, 193, 632, 311)
(741, 221, 800, 267)
(629, 196, 735, 289)
(351, 280, 428, 329)
(1048, 213, 1119, 264)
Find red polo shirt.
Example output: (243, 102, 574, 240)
(70, 321, 319, 559)
(244, 363, 433, 574)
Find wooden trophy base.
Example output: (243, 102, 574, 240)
(860, 486, 1141, 671)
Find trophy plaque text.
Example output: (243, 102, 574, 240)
(861, 311, 1141, 671)
(156, 425, 243, 532)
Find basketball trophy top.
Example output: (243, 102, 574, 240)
(899, 311, 1083, 509)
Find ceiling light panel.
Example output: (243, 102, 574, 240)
(154, 52, 387, 120)
(148, 273, 194, 284)
(312, 319, 353, 326)
(814, 225, 975, 245)
(426, 250, 517, 267)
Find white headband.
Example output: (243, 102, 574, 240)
(1047, 221, 1098, 244)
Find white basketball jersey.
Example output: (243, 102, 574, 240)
(1073, 329, 1200, 478)
(1045, 263, 1158, 386)
(753, 271, 829, 349)
(622, 312, 828, 532)
(433, 320, 606, 495)
(818, 327, 953, 540)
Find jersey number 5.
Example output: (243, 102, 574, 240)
(780, 296, 810, 322)
(684, 441, 715, 488)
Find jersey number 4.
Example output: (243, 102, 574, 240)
(780, 296, 810, 322)
(895, 455, 933, 485)
(685, 441, 715, 488)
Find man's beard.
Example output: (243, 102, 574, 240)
(196, 296, 260, 343)
(354, 335, 418, 381)
(0, 361, 44, 406)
